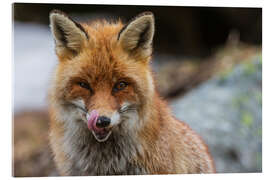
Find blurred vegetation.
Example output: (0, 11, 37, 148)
(13, 3, 261, 57)
(156, 39, 261, 99)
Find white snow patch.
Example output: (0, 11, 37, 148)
(13, 22, 57, 113)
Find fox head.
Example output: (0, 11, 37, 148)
(49, 10, 155, 142)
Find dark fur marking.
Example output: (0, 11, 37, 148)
(50, 9, 89, 40)
(51, 10, 81, 56)
(136, 23, 151, 49)
(55, 23, 68, 46)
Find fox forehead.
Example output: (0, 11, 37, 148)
(79, 20, 126, 63)
(57, 21, 147, 77)
(81, 20, 124, 46)
(62, 49, 148, 90)
(61, 50, 147, 89)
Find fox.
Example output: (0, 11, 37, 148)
(48, 9, 215, 175)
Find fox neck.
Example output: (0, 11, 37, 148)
(63, 123, 146, 175)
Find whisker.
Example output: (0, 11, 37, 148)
(69, 102, 88, 114)
(119, 105, 138, 114)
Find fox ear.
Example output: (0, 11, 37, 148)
(118, 12, 155, 58)
(49, 10, 88, 58)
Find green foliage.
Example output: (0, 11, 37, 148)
(241, 111, 254, 128)
(232, 95, 249, 108)
(255, 91, 262, 105)
(256, 151, 262, 170)
(243, 62, 256, 75)
(256, 128, 262, 136)
(218, 69, 233, 84)
(243, 54, 262, 76)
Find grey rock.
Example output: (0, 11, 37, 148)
(170, 56, 262, 173)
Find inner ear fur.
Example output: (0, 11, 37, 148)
(49, 10, 88, 58)
(118, 12, 155, 59)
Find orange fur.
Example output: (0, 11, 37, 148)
(48, 10, 215, 175)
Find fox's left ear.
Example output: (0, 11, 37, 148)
(118, 12, 155, 58)
(49, 10, 88, 58)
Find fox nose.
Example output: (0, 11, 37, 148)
(96, 116, 111, 128)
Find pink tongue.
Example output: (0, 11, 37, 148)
(87, 110, 103, 132)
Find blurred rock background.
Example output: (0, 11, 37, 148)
(12, 3, 262, 176)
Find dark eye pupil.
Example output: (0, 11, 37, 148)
(115, 81, 127, 91)
(79, 82, 89, 89)
(119, 82, 125, 88)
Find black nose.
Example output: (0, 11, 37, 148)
(96, 116, 111, 128)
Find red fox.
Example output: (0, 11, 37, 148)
(48, 10, 215, 175)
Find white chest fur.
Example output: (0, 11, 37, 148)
(59, 121, 147, 175)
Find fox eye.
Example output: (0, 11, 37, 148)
(78, 82, 90, 90)
(114, 81, 128, 92)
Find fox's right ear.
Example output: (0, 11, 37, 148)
(118, 12, 155, 59)
(49, 10, 88, 58)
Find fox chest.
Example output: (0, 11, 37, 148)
(69, 155, 147, 175)
(61, 135, 148, 175)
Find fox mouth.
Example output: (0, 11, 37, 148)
(91, 128, 112, 142)
(71, 101, 136, 142)
(87, 110, 112, 142)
